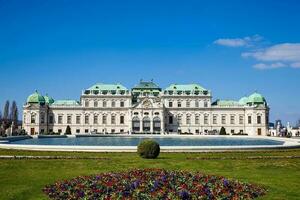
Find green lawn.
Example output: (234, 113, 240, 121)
(0, 149, 300, 200)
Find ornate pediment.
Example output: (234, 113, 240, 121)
(142, 99, 152, 108)
(133, 97, 163, 109)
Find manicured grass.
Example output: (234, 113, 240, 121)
(0, 149, 300, 200)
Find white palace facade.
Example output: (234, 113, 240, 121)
(23, 81, 269, 136)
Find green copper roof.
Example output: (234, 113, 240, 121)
(44, 94, 55, 104)
(165, 84, 206, 91)
(238, 97, 249, 105)
(87, 83, 128, 91)
(247, 92, 266, 104)
(52, 100, 80, 106)
(132, 81, 161, 91)
(213, 100, 241, 106)
(27, 91, 45, 104)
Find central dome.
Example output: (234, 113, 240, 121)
(27, 91, 45, 104)
(247, 92, 266, 104)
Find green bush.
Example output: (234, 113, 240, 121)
(65, 126, 72, 135)
(219, 127, 227, 135)
(137, 139, 160, 159)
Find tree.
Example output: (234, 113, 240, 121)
(10, 101, 18, 129)
(9, 101, 18, 130)
(219, 126, 227, 135)
(3, 101, 9, 120)
(65, 125, 72, 135)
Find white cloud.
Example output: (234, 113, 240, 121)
(214, 35, 263, 47)
(214, 38, 247, 47)
(214, 35, 300, 70)
(242, 43, 300, 69)
(253, 62, 287, 70)
(242, 43, 300, 62)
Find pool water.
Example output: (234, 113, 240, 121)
(8, 136, 284, 146)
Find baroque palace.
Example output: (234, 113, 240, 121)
(23, 81, 269, 136)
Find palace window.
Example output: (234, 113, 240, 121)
(186, 101, 190, 108)
(103, 101, 107, 108)
(221, 115, 226, 124)
(213, 115, 217, 124)
(94, 115, 98, 124)
(177, 101, 182, 108)
(31, 114, 36, 124)
(204, 115, 209, 125)
(40, 113, 45, 124)
(230, 115, 235, 125)
(76, 115, 81, 124)
(169, 101, 173, 107)
(76, 129, 80, 133)
(195, 101, 199, 108)
(248, 116, 252, 124)
(85, 101, 89, 107)
(49, 115, 54, 124)
(177, 115, 182, 125)
(58, 115, 63, 124)
(67, 115, 72, 124)
(120, 101, 125, 107)
(111, 101, 116, 107)
(257, 115, 262, 124)
(143, 117, 151, 132)
(94, 101, 98, 107)
(239, 115, 244, 125)
(85, 115, 89, 124)
(195, 115, 200, 125)
(153, 117, 161, 132)
(204, 101, 208, 108)
(23, 114, 27, 124)
(102, 115, 107, 124)
(132, 117, 140, 132)
(169, 116, 173, 124)
(186, 115, 191, 125)
(111, 115, 116, 124)
(120, 116, 124, 124)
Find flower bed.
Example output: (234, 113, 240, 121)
(43, 169, 266, 200)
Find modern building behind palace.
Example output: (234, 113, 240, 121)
(22, 81, 269, 136)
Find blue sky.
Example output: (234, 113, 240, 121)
(1, 0, 300, 125)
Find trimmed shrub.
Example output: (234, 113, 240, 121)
(219, 127, 227, 135)
(65, 126, 72, 135)
(137, 139, 160, 159)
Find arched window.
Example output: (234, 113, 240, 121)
(153, 117, 161, 132)
(31, 113, 36, 124)
(143, 117, 151, 132)
(132, 116, 140, 132)
(186, 115, 191, 125)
